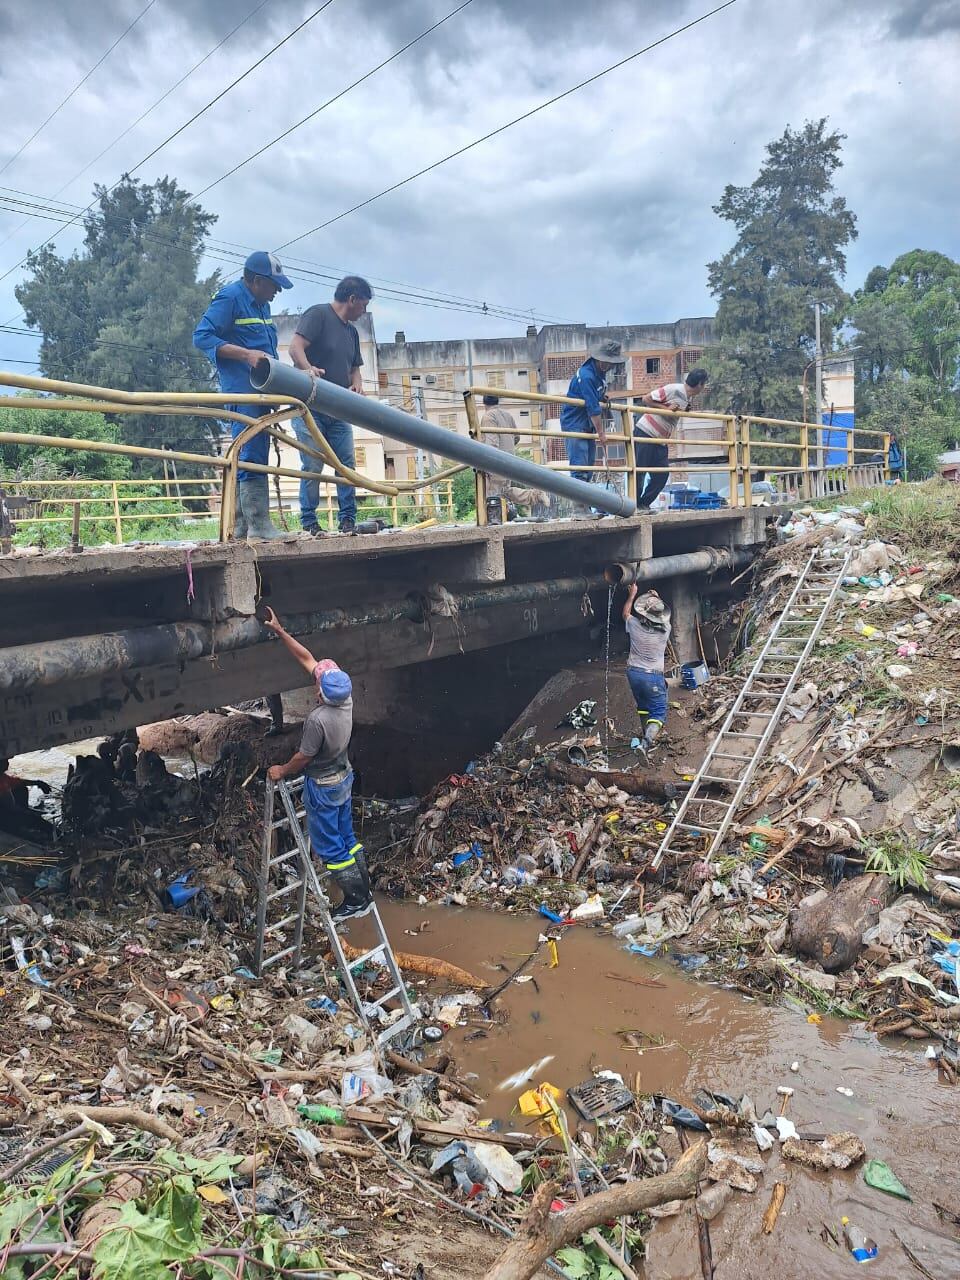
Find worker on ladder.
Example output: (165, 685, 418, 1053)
(263, 608, 372, 918)
(623, 585, 671, 752)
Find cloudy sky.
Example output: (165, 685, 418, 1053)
(0, 0, 957, 366)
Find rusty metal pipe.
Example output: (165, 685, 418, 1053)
(0, 551, 750, 696)
(603, 546, 753, 586)
(249, 357, 636, 517)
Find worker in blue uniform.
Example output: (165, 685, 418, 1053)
(559, 338, 625, 491)
(193, 251, 294, 539)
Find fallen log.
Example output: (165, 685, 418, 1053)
(59, 1105, 181, 1144)
(788, 873, 889, 973)
(76, 1173, 142, 1253)
(569, 813, 605, 882)
(483, 1140, 706, 1280)
(344, 1104, 559, 1153)
(546, 759, 682, 800)
(337, 939, 487, 990)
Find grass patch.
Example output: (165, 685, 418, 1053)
(862, 832, 930, 890)
(858, 480, 960, 555)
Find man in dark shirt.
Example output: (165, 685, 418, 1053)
(289, 276, 372, 536)
(264, 608, 371, 918)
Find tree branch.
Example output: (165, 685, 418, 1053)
(484, 1140, 706, 1280)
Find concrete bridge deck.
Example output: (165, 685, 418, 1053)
(1, 506, 777, 755)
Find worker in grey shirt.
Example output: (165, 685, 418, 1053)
(264, 607, 371, 917)
(289, 275, 372, 536)
(622, 586, 671, 751)
(479, 394, 546, 523)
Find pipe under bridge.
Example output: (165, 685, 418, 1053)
(0, 506, 770, 757)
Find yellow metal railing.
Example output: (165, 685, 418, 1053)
(0, 367, 890, 547)
(463, 384, 890, 519)
(0, 369, 467, 545)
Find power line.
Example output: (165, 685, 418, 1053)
(0, 0, 158, 179)
(0, 191, 567, 326)
(0, 1, 337, 288)
(276, 0, 738, 250)
(0, 0, 272, 256)
(194, 0, 475, 199)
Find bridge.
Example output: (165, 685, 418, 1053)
(0, 365, 889, 761)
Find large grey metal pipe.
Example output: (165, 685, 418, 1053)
(603, 546, 753, 586)
(248, 356, 636, 518)
(0, 549, 749, 696)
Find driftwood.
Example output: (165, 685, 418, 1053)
(788, 873, 889, 973)
(546, 760, 681, 800)
(337, 939, 487, 990)
(385, 1049, 482, 1105)
(483, 1141, 706, 1280)
(59, 1104, 180, 1143)
(569, 814, 605, 881)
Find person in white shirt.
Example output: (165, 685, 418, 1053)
(622, 586, 671, 750)
(633, 368, 709, 509)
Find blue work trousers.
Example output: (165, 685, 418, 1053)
(562, 430, 597, 485)
(626, 667, 668, 727)
(304, 772, 362, 871)
(229, 405, 269, 483)
(294, 415, 357, 529)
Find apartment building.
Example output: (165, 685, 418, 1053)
(263, 310, 715, 501)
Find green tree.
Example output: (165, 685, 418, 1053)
(849, 250, 960, 409)
(0, 395, 132, 478)
(860, 377, 956, 479)
(15, 176, 221, 469)
(706, 119, 858, 419)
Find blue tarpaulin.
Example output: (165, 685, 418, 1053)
(821, 412, 854, 466)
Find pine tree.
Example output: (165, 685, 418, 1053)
(706, 119, 857, 419)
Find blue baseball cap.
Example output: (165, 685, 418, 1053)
(244, 250, 293, 290)
(319, 669, 352, 705)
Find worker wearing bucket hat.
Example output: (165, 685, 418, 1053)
(263, 608, 372, 918)
(622, 586, 671, 751)
(559, 338, 625, 489)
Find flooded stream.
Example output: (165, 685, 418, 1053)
(357, 901, 959, 1280)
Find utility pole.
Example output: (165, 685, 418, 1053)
(813, 301, 824, 478)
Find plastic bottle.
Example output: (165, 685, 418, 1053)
(841, 1218, 878, 1263)
(298, 1103, 346, 1125)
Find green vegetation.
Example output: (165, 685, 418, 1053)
(0, 1147, 343, 1280)
(0, 397, 134, 479)
(15, 176, 220, 469)
(863, 834, 930, 890)
(861, 479, 960, 553)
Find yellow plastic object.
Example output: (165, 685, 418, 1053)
(547, 939, 559, 969)
(807, 1012, 823, 1025)
(519, 1083, 563, 1135)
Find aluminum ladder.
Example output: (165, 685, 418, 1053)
(651, 547, 851, 869)
(254, 777, 420, 1047)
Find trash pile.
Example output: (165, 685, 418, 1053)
(378, 489, 960, 1077)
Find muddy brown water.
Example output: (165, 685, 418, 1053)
(351, 901, 960, 1280)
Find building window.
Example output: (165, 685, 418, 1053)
(354, 444, 367, 467)
(411, 374, 421, 380)
(545, 355, 583, 380)
(520, 410, 529, 417)
(378, 371, 388, 390)
(406, 456, 417, 479)
(486, 370, 506, 389)
(518, 369, 527, 376)
(439, 413, 459, 430)
(646, 357, 661, 375)
(435, 371, 454, 390)
(682, 349, 703, 373)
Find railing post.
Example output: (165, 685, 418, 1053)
(391, 493, 399, 526)
(799, 419, 811, 500)
(739, 416, 752, 507)
(326, 489, 334, 532)
(111, 482, 123, 544)
(725, 416, 738, 507)
(219, 455, 237, 540)
(463, 391, 486, 526)
(621, 407, 637, 507)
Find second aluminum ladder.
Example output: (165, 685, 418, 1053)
(255, 777, 420, 1047)
(651, 547, 851, 869)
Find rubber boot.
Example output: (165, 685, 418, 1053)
(330, 861, 372, 919)
(353, 845, 372, 898)
(238, 478, 284, 540)
(643, 721, 663, 750)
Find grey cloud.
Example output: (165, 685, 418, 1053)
(885, 0, 960, 38)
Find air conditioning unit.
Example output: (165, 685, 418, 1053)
(424, 374, 437, 385)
